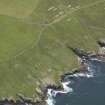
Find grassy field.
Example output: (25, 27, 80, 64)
(0, 0, 105, 98)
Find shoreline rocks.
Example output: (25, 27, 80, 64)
(1, 39, 105, 105)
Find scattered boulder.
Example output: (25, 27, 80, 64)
(97, 39, 105, 47)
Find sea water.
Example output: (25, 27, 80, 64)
(46, 59, 105, 105)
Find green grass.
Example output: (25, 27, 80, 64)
(0, 0, 39, 18)
(0, 0, 105, 98)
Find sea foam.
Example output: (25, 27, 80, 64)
(46, 81, 73, 105)
(46, 62, 95, 105)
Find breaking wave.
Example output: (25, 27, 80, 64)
(46, 81, 73, 105)
(45, 60, 97, 105)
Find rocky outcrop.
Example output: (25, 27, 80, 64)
(67, 46, 92, 60)
(0, 94, 44, 105)
(61, 65, 88, 82)
(67, 39, 105, 61)
(97, 39, 105, 47)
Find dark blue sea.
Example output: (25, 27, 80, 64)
(55, 60, 105, 105)
(46, 59, 105, 105)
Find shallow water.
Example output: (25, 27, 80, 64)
(46, 59, 105, 105)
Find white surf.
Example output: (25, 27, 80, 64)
(46, 81, 73, 105)
(46, 64, 95, 105)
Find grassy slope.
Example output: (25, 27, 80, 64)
(0, 0, 105, 98)
(0, 0, 39, 18)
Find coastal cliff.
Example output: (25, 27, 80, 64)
(0, 0, 105, 104)
(0, 39, 105, 105)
